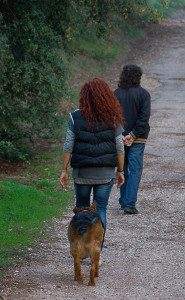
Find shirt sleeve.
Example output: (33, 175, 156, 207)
(116, 134, 125, 154)
(115, 124, 124, 136)
(63, 119, 75, 153)
(131, 91, 151, 139)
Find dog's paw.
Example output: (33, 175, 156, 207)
(88, 280, 95, 286)
(75, 277, 83, 284)
(95, 271, 99, 277)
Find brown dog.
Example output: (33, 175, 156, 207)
(68, 201, 104, 286)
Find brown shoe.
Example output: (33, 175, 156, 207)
(124, 207, 138, 214)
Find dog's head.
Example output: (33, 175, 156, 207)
(73, 200, 97, 214)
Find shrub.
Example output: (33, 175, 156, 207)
(0, 0, 167, 159)
(0, 2, 67, 157)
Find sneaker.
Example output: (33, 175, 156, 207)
(124, 207, 138, 214)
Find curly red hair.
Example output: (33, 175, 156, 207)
(79, 78, 124, 129)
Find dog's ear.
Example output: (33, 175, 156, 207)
(91, 200, 97, 211)
(73, 207, 80, 214)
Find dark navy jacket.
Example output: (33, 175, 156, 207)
(114, 86, 151, 142)
(70, 110, 117, 168)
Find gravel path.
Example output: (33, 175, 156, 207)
(1, 9, 185, 300)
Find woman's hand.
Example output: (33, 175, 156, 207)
(60, 170, 69, 190)
(115, 172, 125, 188)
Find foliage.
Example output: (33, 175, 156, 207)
(0, 141, 28, 161)
(0, 0, 168, 159)
(0, 1, 67, 159)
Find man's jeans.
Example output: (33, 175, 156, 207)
(74, 179, 114, 232)
(119, 143, 145, 209)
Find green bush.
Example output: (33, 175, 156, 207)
(0, 141, 28, 161)
(0, 2, 67, 158)
(0, 0, 168, 159)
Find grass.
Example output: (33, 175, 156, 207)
(150, 0, 185, 17)
(28, 144, 63, 181)
(0, 249, 27, 270)
(68, 31, 125, 81)
(169, 0, 185, 5)
(165, 0, 185, 17)
(0, 179, 73, 269)
(150, 0, 169, 14)
(122, 23, 145, 39)
(0, 138, 74, 273)
(78, 33, 124, 63)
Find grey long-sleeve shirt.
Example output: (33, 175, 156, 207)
(63, 118, 124, 184)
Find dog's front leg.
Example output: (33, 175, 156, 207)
(74, 257, 83, 284)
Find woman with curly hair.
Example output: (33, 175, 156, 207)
(114, 65, 151, 215)
(60, 78, 125, 250)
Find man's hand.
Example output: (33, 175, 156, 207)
(123, 134, 134, 147)
(60, 170, 69, 190)
(115, 172, 125, 188)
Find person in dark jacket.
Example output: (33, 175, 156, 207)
(60, 78, 125, 250)
(114, 65, 151, 214)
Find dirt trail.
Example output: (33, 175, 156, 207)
(1, 9, 185, 300)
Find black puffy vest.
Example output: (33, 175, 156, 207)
(70, 110, 117, 168)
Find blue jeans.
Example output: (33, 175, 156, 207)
(119, 143, 145, 209)
(74, 179, 114, 232)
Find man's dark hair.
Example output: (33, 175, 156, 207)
(118, 64, 142, 89)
